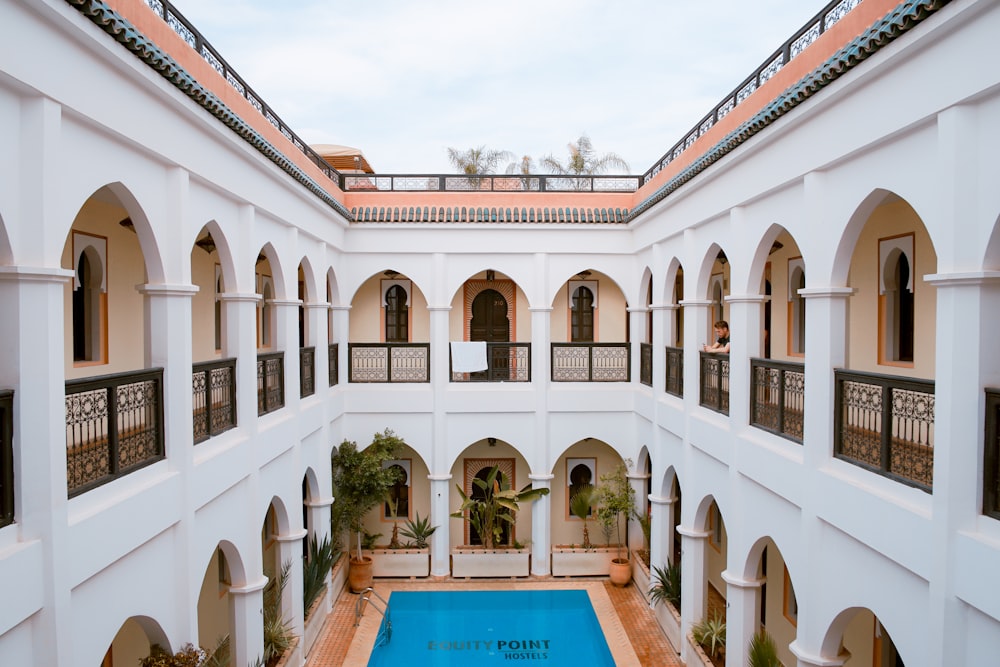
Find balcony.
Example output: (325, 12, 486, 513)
(551, 343, 629, 382)
(699, 352, 730, 415)
(639, 343, 652, 387)
(665, 346, 683, 398)
(451, 343, 530, 383)
(750, 359, 804, 443)
(65, 369, 164, 497)
(300, 346, 315, 398)
(834, 370, 934, 492)
(348, 343, 430, 383)
(192, 358, 237, 444)
(0, 390, 12, 527)
(257, 352, 285, 416)
(328, 343, 339, 387)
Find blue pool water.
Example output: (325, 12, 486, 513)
(366, 589, 615, 666)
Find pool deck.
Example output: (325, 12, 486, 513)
(305, 576, 683, 666)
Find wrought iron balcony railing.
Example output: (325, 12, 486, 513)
(834, 369, 934, 492)
(65, 369, 164, 497)
(192, 358, 237, 444)
(257, 352, 285, 416)
(750, 358, 804, 443)
(342, 174, 639, 193)
(665, 346, 684, 398)
(639, 343, 652, 387)
(0, 390, 12, 527)
(328, 343, 339, 387)
(300, 346, 315, 398)
(699, 352, 730, 415)
(349, 343, 430, 383)
(985, 389, 1000, 520)
(450, 343, 530, 383)
(551, 343, 630, 382)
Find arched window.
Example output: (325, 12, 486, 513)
(258, 276, 273, 348)
(880, 236, 915, 364)
(72, 247, 105, 363)
(571, 286, 595, 342)
(789, 263, 806, 356)
(385, 284, 408, 342)
(214, 267, 223, 352)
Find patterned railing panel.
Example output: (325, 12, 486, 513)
(639, 343, 652, 387)
(256, 352, 285, 416)
(342, 173, 637, 193)
(65, 369, 164, 497)
(328, 343, 339, 387)
(984, 389, 1000, 520)
(451, 343, 530, 383)
(665, 346, 684, 398)
(750, 359, 805, 443)
(551, 343, 630, 382)
(0, 390, 13, 527)
(699, 352, 730, 415)
(192, 358, 237, 444)
(348, 343, 430, 383)
(834, 370, 935, 491)
(300, 346, 315, 398)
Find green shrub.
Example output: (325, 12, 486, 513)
(692, 613, 726, 661)
(748, 629, 780, 667)
(649, 562, 681, 608)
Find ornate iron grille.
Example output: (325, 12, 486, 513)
(699, 352, 730, 415)
(256, 352, 285, 416)
(343, 173, 637, 193)
(450, 343, 530, 383)
(192, 358, 237, 444)
(328, 343, 339, 387)
(348, 343, 430, 383)
(665, 346, 684, 398)
(750, 359, 805, 443)
(300, 346, 315, 398)
(985, 389, 1000, 519)
(639, 343, 653, 387)
(551, 343, 630, 382)
(65, 369, 164, 497)
(0, 390, 12, 528)
(834, 370, 935, 491)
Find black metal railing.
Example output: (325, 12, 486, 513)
(834, 369, 935, 492)
(451, 343, 530, 383)
(348, 343, 430, 383)
(641, 0, 865, 184)
(699, 352, 730, 415)
(257, 352, 285, 416)
(192, 358, 237, 444)
(65, 369, 164, 497)
(300, 346, 315, 398)
(328, 343, 339, 387)
(0, 390, 13, 528)
(985, 389, 1000, 520)
(342, 174, 639, 193)
(750, 359, 805, 443)
(639, 343, 652, 387)
(665, 346, 684, 398)
(551, 343, 630, 382)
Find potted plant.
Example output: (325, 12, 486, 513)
(596, 459, 635, 586)
(451, 465, 548, 577)
(552, 484, 618, 576)
(367, 512, 437, 578)
(330, 429, 404, 592)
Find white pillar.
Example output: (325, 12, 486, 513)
(304, 301, 329, 393)
(721, 570, 763, 667)
(529, 473, 554, 576)
(651, 303, 675, 394)
(270, 300, 302, 405)
(788, 642, 850, 667)
(725, 294, 765, 426)
(330, 305, 350, 386)
(680, 300, 712, 410)
(428, 474, 452, 577)
(628, 306, 647, 383)
(649, 494, 676, 574)
(218, 293, 261, 428)
(276, 528, 308, 666)
(229, 577, 268, 667)
(627, 471, 649, 554)
(676, 526, 710, 665)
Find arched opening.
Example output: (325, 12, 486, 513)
(571, 285, 595, 342)
(470, 288, 510, 342)
(384, 284, 409, 342)
(883, 250, 914, 363)
(72, 246, 104, 363)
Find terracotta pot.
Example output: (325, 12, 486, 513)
(348, 556, 373, 593)
(609, 557, 631, 587)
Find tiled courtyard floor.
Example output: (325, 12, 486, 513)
(305, 575, 682, 666)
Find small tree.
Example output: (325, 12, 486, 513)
(569, 485, 596, 549)
(452, 465, 549, 549)
(596, 459, 635, 562)
(540, 135, 630, 176)
(330, 429, 404, 561)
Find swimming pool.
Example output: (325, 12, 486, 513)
(366, 589, 615, 666)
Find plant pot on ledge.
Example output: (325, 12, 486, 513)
(609, 557, 632, 586)
(348, 555, 373, 593)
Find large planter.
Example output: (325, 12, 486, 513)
(451, 548, 530, 578)
(656, 600, 683, 655)
(551, 546, 617, 576)
(609, 557, 632, 586)
(365, 547, 430, 578)
(348, 556, 373, 593)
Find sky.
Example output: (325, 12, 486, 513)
(168, 0, 826, 175)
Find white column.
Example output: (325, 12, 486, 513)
(676, 525, 710, 665)
(304, 301, 329, 393)
(787, 642, 850, 667)
(680, 300, 712, 409)
(648, 494, 676, 574)
(270, 300, 302, 405)
(218, 293, 261, 429)
(628, 306, 647, 383)
(725, 294, 765, 427)
(428, 474, 452, 577)
(721, 570, 763, 667)
(650, 303, 675, 394)
(229, 577, 268, 667)
(276, 528, 308, 663)
(529, 473, 554, 576)
(627, 471, 649, 554)
(330, 305, 350, 385)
